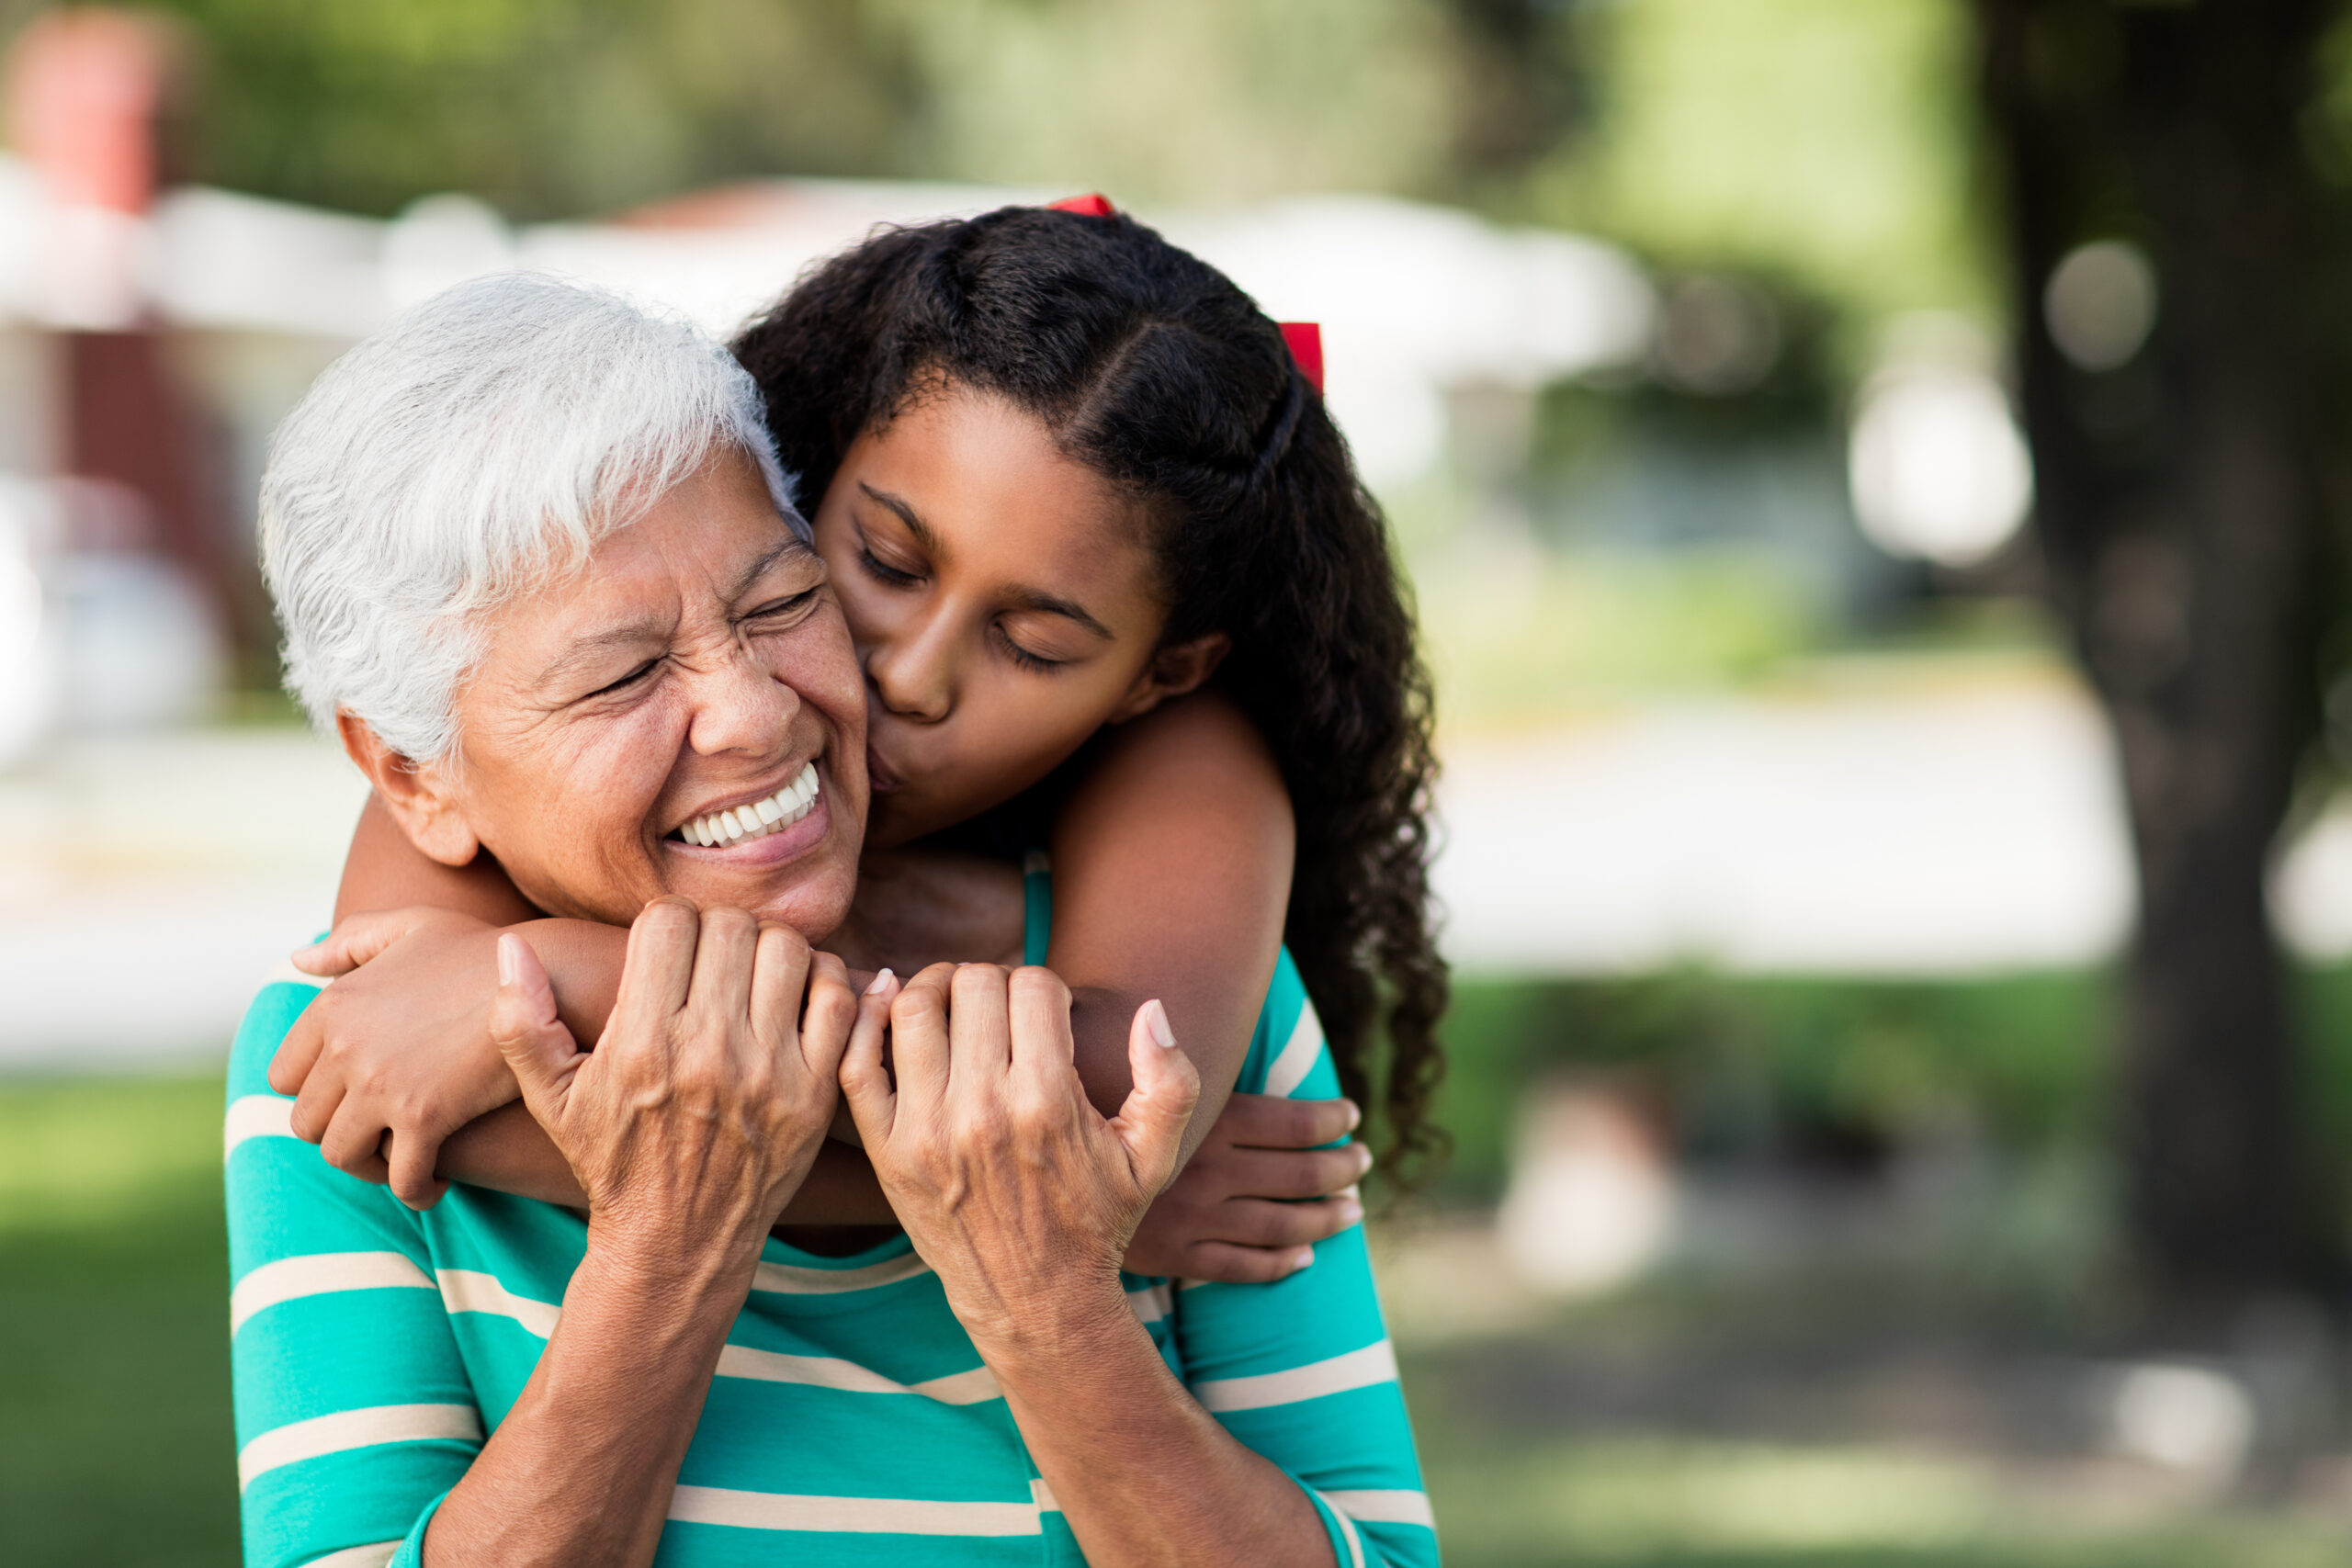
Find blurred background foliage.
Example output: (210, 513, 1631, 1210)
(17, 0, 2352, 1562)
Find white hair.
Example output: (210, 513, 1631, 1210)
(260, 272, 800, 761)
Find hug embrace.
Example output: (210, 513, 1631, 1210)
(224, 203, 1447, 1567)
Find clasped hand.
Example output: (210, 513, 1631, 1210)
(842, 964, 1201, 1346)
(491, 899, 854, 1259)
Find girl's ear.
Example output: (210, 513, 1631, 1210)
(335, 711, 485, 869)
(1107, 632, 1232, 724)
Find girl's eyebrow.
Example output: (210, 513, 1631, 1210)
(858, 482, 944, 557)
(1002, 586, 1114, 640)
(859, 480, 1113, 639)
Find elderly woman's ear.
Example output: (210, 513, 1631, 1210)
(337, 709, 484, 868)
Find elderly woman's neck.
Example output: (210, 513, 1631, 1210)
(825, 847, 1026, 977)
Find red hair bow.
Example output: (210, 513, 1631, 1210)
(1043, 196, 1324, 393)
(1279, 322, 1324, 394)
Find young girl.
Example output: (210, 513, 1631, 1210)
(274, 202, 1447, 1281)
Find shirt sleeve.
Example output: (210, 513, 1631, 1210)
(1170, 989, 1439, 1568)
(225, 978, 482, 1568)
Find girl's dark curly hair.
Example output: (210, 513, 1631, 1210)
(733, 206, 1448, 1183)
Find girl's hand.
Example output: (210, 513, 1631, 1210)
(841, 964, 1200, 1345)
(492, 900, 854, 1256)
(1123, 1093, 1371, 1281)
(269, 908, 514, 1210)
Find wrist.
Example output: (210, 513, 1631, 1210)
(584, 1208, 767, 1294)
(956, 1267, 1134, 1365)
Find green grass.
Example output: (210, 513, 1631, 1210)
(0, 1075, 239, 1568)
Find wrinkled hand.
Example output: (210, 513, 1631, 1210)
(1125, 1094, 1370, 1281)
(270, 907, 513, 1209)
(841, 964, 1200, 1344)
(492, 900, 854, 1256)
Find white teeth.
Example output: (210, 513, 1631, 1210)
(673, 761, 820, 849)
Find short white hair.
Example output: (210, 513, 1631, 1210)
(261, 273, 800, 761)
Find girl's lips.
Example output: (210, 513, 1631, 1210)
(664, 784, 832, 868)
(865, 745, 900, 795)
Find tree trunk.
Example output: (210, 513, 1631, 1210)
(1973, 0, 2335, 1306)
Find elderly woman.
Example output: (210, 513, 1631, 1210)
(227, 276, 1426, 1568)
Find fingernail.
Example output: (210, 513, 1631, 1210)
(1339, 1184, 1361, 1203)
(1145, 998, 1177, 1049)
(1342, 1100, 1361, 1133)
(1338, 1200, 1364, 1226)
(1289, 1248, 1317, 1272)
(865, 967, 895, 997)
(1354, 1142, 1374, 1176)
(495, 933, 519, 987)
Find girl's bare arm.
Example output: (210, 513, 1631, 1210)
(1049, 690, 1295, 1167)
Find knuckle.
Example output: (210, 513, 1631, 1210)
(1010, 966, 1069, 1006)
(705, 905, 758, 939)
(953, 963, 1009, 995)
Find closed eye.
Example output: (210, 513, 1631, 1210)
(745, 587, 824, 623)
(858, 547, 922, 588)
(995, 626, 1069, 673)
(586, 658, 662, 699)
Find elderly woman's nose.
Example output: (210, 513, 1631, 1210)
(684, 644, 801, 755)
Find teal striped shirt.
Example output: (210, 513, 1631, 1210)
(226, 912, 1434, 1567)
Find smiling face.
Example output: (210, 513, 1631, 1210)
(812, 384, 1225, 849)
(357, 446, 868, 935)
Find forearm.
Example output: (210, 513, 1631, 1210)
(339, 793, 539, 926)
(423, 1228, 755, 1568)
(977, 1287, 1334, 1568)
(437, 1104, 895, 1224)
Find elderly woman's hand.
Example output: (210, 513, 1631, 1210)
(492, 898, 854, 1258)
(840, 963, 1200, 1344)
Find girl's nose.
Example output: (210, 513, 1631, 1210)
(863, 619, 955, 724)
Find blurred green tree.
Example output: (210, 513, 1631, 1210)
(1973, 0, 2351, 1313)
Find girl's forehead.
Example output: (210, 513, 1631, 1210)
(839, 390, 1159, 597)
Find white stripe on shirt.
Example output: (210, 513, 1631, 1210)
(1262, 1006, 1327, 1100)
(299, 1542, 402, 1568)
(1323, 1496, 1368, 1568)
(224, 1095, 296, 1160)
(668, 1484, 1042, 1536)
(1325, 1489, 1437, 1529)
(440, 1269, 995, 1404)
(1029, 1478, 1060, 1514)
(239, 1404, 481, 1491)
(1193, 1339, 1399, 1413)
(438, 1269, 561, 1337)
(232, 1252, 433, 1334)
(752, 1253, 933, 1294)
(718, 1344, 1001, 1404)
(1126, 1283, 1173, 1325)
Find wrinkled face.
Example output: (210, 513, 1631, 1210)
(420, 446, 868, 933)
(812, 385, 1186, 849)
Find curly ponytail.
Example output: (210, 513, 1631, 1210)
(734, 207, 1450, 1184)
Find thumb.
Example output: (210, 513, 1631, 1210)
(293, 909, 429, 978)
(1108, 999, 1200, 1199)
(489, 933, 580, 1128)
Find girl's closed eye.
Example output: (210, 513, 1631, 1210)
(995, 626, 1068, 673)
(859, 547, 921, 588)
